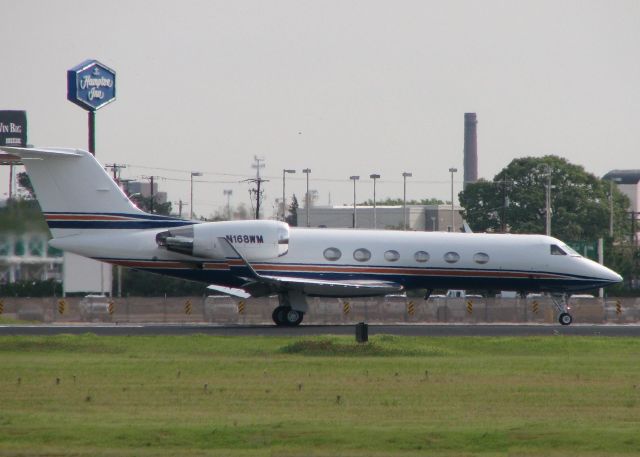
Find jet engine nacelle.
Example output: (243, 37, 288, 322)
(156, 220, 290, 260)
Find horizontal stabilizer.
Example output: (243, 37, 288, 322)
(0, 146, 84, 158)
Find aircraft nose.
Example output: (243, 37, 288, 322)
(600, 265, 623, 284)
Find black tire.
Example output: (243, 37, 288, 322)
(558, 312, 573, 326)
(272, 306, 285, 326)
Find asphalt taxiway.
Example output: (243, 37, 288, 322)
(1, 323, 639, 337)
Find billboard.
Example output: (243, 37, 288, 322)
(0, 110, 27, 147)
(67, 60, 116, 111)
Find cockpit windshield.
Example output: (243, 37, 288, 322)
(560, 243, 581, 257)
(550, 243, 581, 257)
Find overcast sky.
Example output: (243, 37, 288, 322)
(1, 0, 638, 218)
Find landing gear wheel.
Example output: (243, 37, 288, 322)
(272, 306, 286, 326)
(271, 306, 304, 326)
(283, 308, 304, 326)
(558, 312, 573, 326)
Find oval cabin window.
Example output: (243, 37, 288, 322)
(473, 252, 490, 264)
(444, 252, 460, 263)
(353, 248, 372, 262)
(384, 250, 400, 262)
(414, 251, 430, 263)
(323, 247, 342, 261)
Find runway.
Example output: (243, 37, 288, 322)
(1, 323, 639, 337)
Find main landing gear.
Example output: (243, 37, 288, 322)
(272, 306, 304, 326)
(551, 294, 573, 326)
(272, 291, 308, 327)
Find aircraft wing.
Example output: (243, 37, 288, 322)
(260, 275, 402, 297)
(214, 237, 404, 298)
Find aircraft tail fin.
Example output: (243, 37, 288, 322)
(1, 146, 188, 238)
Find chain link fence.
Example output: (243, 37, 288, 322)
(1, 295, 639, 324)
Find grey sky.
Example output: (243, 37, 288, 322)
(1, 0, 639, 218)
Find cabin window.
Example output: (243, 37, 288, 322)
(384, 250, 400, 262)
(353, 248, 372, 262)
(473, 252, 490, 264)
(323, 247, 342, 261)
(414, 251, 430, 263)
(444, 251, 460, 263)
(550, 245, 567, 256)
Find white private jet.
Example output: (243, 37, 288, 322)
(1, 146, 622, 326)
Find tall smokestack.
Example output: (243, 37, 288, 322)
(463, 112, 478, 189)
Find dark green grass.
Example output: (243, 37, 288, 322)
(0, 334, 639, 456)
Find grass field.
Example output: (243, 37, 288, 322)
(0, 334, 639, 456)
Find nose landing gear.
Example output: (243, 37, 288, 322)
(558, 312, 573, 326)
(551, 294, 573, 326)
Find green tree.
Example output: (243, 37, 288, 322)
(129, 194, 172, 216)
(17, 172, 35, 199)
(286, 194, 299, 226)
(459, 155, 630, 241)
(0, 199, 48, 233)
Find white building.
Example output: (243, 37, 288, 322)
(0, 232, 62, 283)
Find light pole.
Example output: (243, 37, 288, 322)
(369, 173, 380, 229)
(190, 171, 202, 220)
(402, 172, 412, 230)
(449, 167, 457, 232)
(223, 189, 232, 220)
(350, 176, 360, 228)
(282, 169, 295, 222)
(302, 168, 311, 227)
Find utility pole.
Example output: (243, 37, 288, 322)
(105, 163, 126, 181)
(248, 156, 267, 220)
(105, 163, 127, 187)
(248, 178, 267, 219)
(140, 175, 158, 213)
